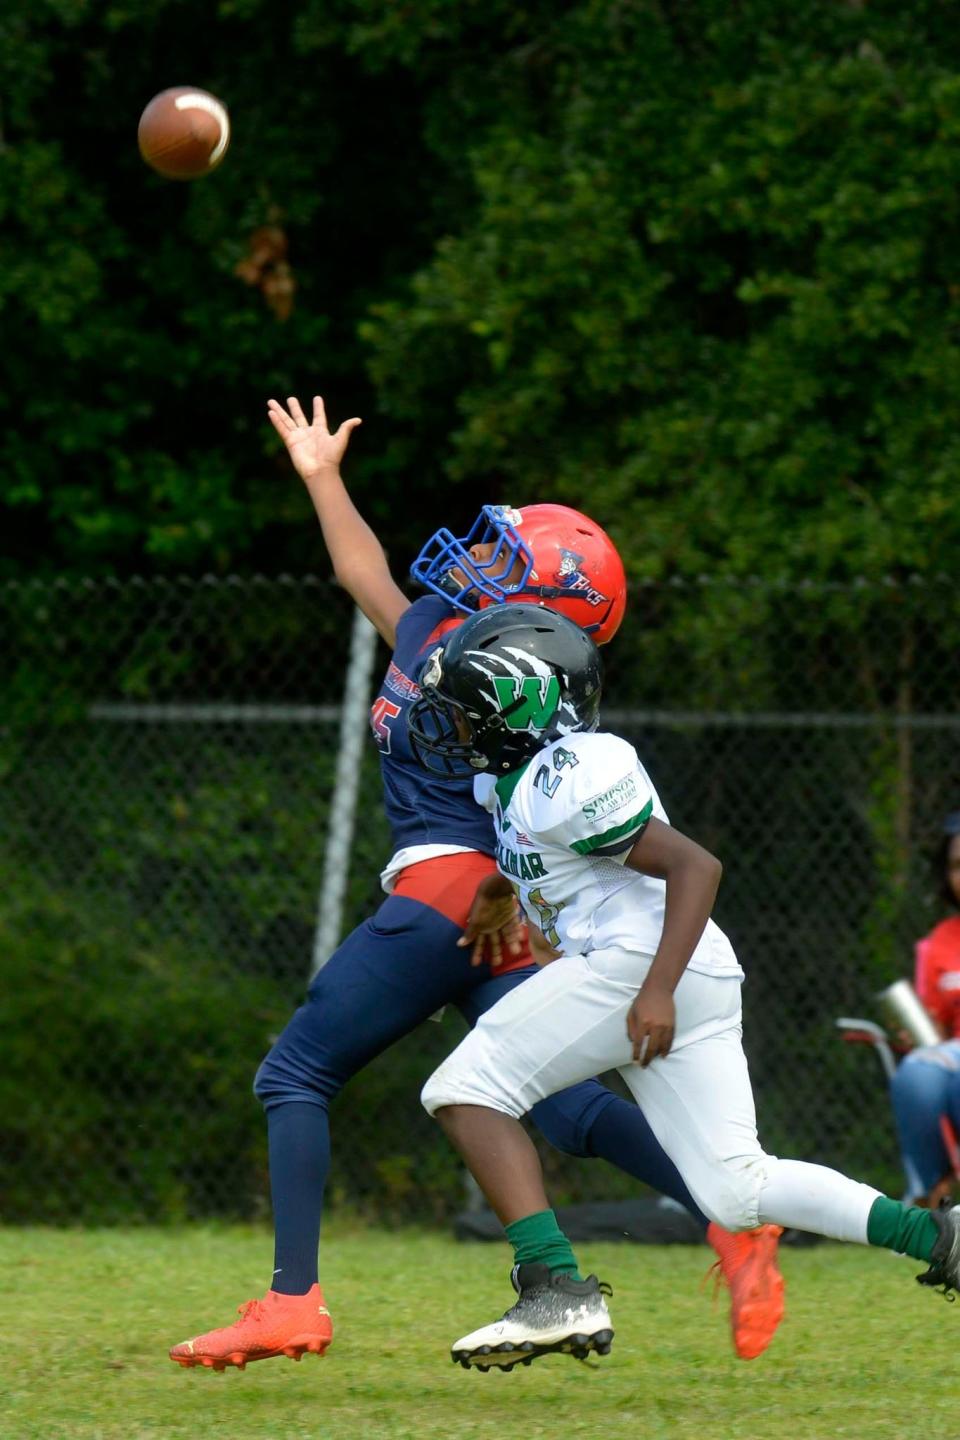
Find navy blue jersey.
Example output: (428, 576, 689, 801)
(370, 594, 496, 856)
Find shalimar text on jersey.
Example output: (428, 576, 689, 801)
(496, 840, 547, 882)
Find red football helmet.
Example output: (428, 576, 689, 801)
(486, 503, 626, 645)
(409, 501, 627, 644)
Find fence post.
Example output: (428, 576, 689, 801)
(310, 605, 379, 978)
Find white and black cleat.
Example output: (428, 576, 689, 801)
(916, 1202, 960, 1300)
(451, 1263, 614, 1372)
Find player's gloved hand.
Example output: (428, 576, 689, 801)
(627, 979, 676, 1067)
(458, 874, 525, 968)
(267, 394, 362, 481)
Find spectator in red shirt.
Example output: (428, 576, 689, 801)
(890, 811, 960, 1206)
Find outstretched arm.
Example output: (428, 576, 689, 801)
(267, 394, 410, 646)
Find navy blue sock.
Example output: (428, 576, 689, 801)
(586, 1097, 709, 1232)
(266, 1101, 330, 1294)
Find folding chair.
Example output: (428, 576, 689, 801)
(835, 1016, 960, 1190)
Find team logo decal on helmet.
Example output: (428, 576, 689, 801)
(462, 646, 571, 735)
(557, 548, 584, 579)
(554, 547, 610, 610)
(492, 673, 561, 731)
(408, 604, 603, 778)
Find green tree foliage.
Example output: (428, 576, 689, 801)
(356, 0, 960, 583)
(5, 4, 960, 584)
(0, 0, 436, 574)
(4, 2, 960, 583)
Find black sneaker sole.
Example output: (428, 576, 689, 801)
(452, 1328, 614, 1372)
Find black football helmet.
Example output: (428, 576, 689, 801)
(408, 603, 603, 777)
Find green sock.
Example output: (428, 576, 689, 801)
(866, 1196, 940, 1262)
(504, 1209, 583, 1280)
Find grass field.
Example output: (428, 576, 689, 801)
(1, 1223, 956, 1440)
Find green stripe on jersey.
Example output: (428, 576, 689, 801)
(571, 798, 654, 855)
(494, 761, 531, 813)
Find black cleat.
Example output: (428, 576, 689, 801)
(450, 1263, 614, 1371)
(916, 1202, 960, 1300)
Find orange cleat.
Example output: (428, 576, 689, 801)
(169, 1284, 333, 1371)
(705, 1223, 785, 1360)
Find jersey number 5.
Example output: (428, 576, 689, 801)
(371, 696, 401, 753)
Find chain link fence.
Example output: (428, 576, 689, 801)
(2, 574, 958, 1224)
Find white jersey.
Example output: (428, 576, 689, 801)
(474, 731, 742, 979)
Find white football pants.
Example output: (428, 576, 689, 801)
(422, 947, 880, 1239)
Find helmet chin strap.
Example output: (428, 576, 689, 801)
(437, 572, 480, 608)
(514, 583, 604, 628)
(521, 581, 607, 603)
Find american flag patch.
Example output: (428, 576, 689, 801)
(514, 832, 533, 847)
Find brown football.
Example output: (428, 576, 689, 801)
(137, 87, 230, 180)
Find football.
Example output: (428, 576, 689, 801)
(137, 87, 230, 180)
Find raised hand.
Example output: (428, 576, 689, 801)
(267, 394, 362, 481)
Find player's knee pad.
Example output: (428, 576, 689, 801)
(696, 1155, 766, 1232)
(252, 1010, 343, 1111)
(421, 1052, 526, 1120)
(254, 1050, 340, 1110)
(253, 1049, 291, 1106)
(252, 1048, 303, 1108)
(705, 1197, 756, 1233)
(420, 1064, 460, 1117)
